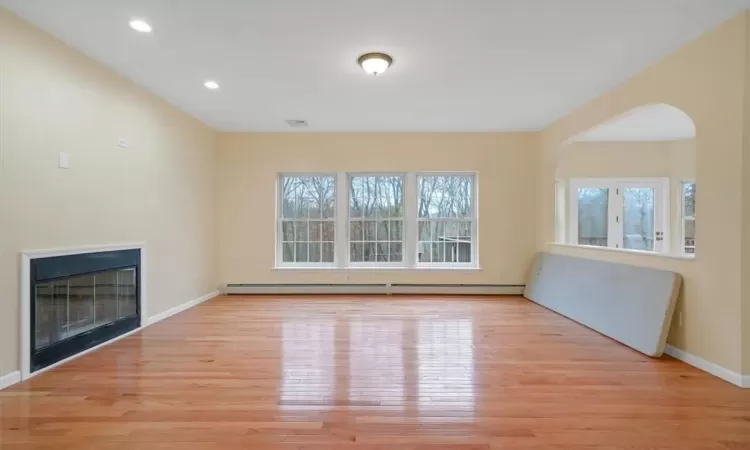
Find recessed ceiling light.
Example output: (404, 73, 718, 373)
(357, 52, 393, 76)
(204, 81, 220, 90)
(129, 19, 152, 33)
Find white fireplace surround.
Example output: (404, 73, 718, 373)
(20, 242, 147, 381)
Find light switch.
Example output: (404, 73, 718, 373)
(117, 138, 129, 149)
(59, 152, 69, 169)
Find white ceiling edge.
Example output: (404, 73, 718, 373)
(573, 103, 697, 142)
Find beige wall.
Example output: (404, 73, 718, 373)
(0, 9, 217, 377)
(557, 140, 695, 179)
(216, 133, 537, 286)
(538, 13, 747, 373)
(557, 139, 696, 253)
(743, 13, 750, 376)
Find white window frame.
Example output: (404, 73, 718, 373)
(568, 178, 670, 254)
(681, 180, 696, 257)
(346, 173, 407, 268)
(415, 172, 479, 269)
(276, 171, 479, 270)
(554, 179, 567, 244)
(276, 173, 337, 269)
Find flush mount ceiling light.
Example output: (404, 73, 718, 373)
(357, 52, 393, 76)
(128, 19, 152, 33)
(204, 80, 220, 90)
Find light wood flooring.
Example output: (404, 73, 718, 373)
(2, 295, 749, 449)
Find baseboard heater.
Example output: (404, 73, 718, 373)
(222, 283, 525, 296)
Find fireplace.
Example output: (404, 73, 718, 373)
(28, 248, 141, 373)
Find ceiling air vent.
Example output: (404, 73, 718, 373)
(285, 119, 308, 128)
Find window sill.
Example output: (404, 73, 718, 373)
(274, 265, 337, 271)
(548, 243, 696, 261)
(273, 265, 482, 271)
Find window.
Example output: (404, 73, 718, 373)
(569, 178, 668, 253)
(417, 174, 476, 265)
(278, 175, 336, 266)
(276, 172, 479, 269)
(348, 175, 404, 264)
(682, 182, 696, 255)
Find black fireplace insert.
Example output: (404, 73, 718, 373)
(30, 249, 141, 372)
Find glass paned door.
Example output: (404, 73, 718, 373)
(570, 179, 668, 253)
(622, 187, 655, 251)
(619, 182, 665, 253)
(576, 187, 609, 247)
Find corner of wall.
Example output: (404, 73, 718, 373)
(742, 9, 750, 376)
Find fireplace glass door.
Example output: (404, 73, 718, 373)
(30, 249, 140, 372)
(35, 269, 137, 350)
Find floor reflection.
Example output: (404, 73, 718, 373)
(280, 319, 335, 409)
(349, 319, 404, 408)
(417, 318, 475, 415)
(279, 313, 475, 416)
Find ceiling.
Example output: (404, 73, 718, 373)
(2, 0, 748, 132)
(574, 103, 696, 142)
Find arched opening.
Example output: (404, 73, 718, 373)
(554, 103, 696, 256)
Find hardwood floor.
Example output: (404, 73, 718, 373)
(2, 295, 749, 449)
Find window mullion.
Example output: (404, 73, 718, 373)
(405, 172, 417, 268)
(277, 175, 283, 267)
(335, 172, 348, 268)
(568, 180, 580, 245)
(659, 180, 670, 254)
(472, 176, 478, 264)
(609, 181, 623, 249)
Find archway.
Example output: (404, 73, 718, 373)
(554, 103, 696, 256)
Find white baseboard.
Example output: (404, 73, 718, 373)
(0, 371, 21, 390)
(146, 290, 220, 326)
(2, 290, 221, 391)
(223, 283, 525, 296)
(664, 344, 747, 388)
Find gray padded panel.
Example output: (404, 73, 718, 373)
(524, 252, 681, 357)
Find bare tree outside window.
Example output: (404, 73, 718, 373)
(349, 175, 404, 263)
(577, 188, 609, 247)
(279, 175, 336, 264)
(683, 182, 696, 254)
(622, 188, 655, 251)
(417, 175, 474, 263)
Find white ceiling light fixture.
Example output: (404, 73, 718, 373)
(128, 19, 152, 33)
(204, 80, 220, 90)
(357, 52, 393, 76)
